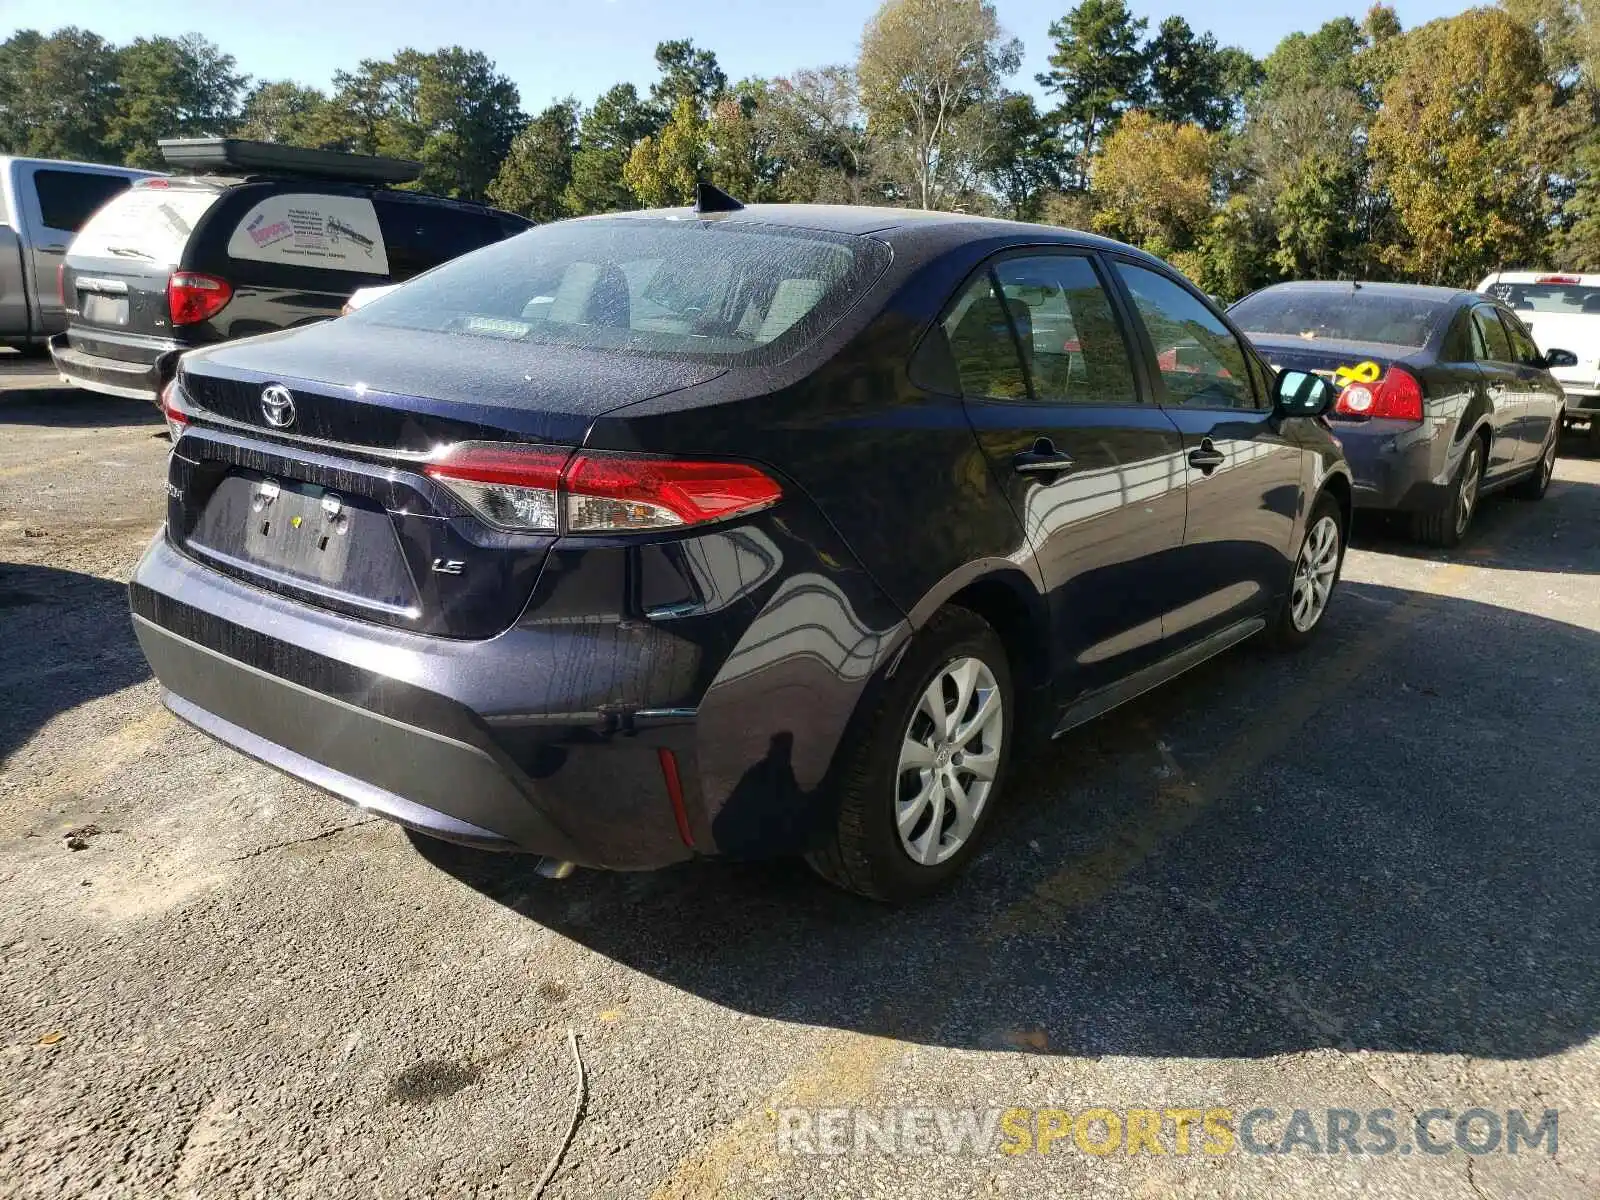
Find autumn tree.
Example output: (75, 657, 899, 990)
(756, 66, 875, 203)
(1089, 109, 1217, 260)
(1370, 9, 1566, 283)
(857, 0, 1021, 209)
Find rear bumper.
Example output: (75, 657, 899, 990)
(49, 333, 163, 403)
(1329, 418, 1448, 513)
(129, 518, 909, 869)
(130, 534, 702, 868)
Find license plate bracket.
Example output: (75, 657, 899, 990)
(80, 292, 129, 326)
(242, 478, 355, 585)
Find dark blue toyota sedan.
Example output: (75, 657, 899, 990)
(131, 193, 1349, 902)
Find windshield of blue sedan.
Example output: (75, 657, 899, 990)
(1229, 288, 1448, 349)
(350, 218, 889, 363)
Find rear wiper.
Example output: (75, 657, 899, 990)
(104, 246, 155, 260)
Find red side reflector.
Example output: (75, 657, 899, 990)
(1335, 365, 1423, 423)
(1535, 274, 1581, 285)
(168, 272, 233, 325)
(657, 748, 694, 847)
(56, 262, 65, 308)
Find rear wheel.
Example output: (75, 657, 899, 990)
(1509, 427, 1558, 500)
(1412, 437, 1483, 547)
(807, 606, 1013, 903)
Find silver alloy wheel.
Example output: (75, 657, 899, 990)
(895, 655, 1004, 866)
(1456, 446, 1482, 537)
(1290, 514, 1341, 633)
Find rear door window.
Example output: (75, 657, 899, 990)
(69, 186, 221, 266)
(32, 170, 134, 234)
(1499, 311, 1542, 366)
(376, 201, 509, 281)
(993, 254, 1139, 405)
(939, 273, 1030, 400)
(227, 192, 389, 274)
(1472, 307, 1513, 363)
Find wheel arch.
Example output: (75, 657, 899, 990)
(902, 560, 1054, 725)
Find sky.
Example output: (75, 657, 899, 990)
(8, 0, 1474, 112)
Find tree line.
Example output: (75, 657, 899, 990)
(3, 1, 1598, 298)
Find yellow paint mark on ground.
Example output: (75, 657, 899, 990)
(650, 1034, 904, 1200)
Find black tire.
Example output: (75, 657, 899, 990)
(1411, 436, 1484, 548)
(1508, 424, 1559, 500)
(1268, 492, 1345, 651)
(806, 606, 1014, 903)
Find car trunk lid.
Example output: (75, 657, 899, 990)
(171, 321, 726, 637)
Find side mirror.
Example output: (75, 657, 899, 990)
(1542, 347, 1578, 369)
(1273, 369, 1337, 418)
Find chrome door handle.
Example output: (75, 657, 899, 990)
(1187, 442, 1226, 473)
(1013, 438, 1075, 475)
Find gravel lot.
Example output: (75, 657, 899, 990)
(2, 356, 1598, 1199)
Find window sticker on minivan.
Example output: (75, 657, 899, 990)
(226, 194, 389, 274)
(72, 187, 221, 266)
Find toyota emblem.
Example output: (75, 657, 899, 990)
(260, 384, 296, 428)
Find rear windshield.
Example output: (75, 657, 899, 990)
(1229, 288, 1447, 349)
(350, 217, 891, 363)
(1484, 281, 1600, 315)
(70, 186, 221, 266)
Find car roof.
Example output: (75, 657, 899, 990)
(584, 202, 1153, 260)
(1242, 279, 1476, 306)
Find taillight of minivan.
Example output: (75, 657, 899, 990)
(168, 272, 233, 325)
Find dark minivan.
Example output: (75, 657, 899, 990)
(50, 138, 528, 402)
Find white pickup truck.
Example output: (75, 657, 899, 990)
(1478, 270, 1600, 440)
(0, 156, 157, 353)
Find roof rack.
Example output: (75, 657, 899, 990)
(157, 138, 422, 185)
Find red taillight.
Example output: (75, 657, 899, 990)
(424, 443, 783, 534)
(167, 272, 232, 325)
(57, 263, 66, 308)
(563, 453, 783, 532)
(159, 379, 188, 441)
(1335, 366, 1423, 423)
(1536, 274, 1580, 285)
